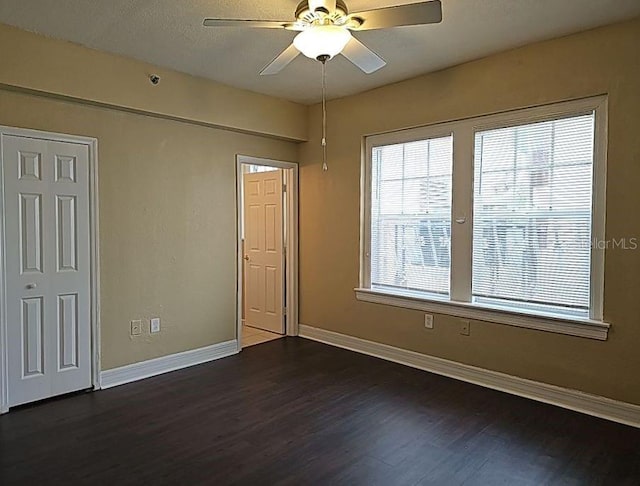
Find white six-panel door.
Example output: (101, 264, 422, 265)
(2, 134, 92, 407)
(243, 170, 285, 334)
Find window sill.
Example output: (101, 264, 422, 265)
(354, 288, 610, 341)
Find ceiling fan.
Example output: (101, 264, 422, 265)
(203, 1, 443, 170)
(204, 0, 442, 75)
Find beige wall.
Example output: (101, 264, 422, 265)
(298, 18, 640, 405)
(0, 23, 307, 141)
(0, 23, 302, 370)
(0, 89, 297, 370)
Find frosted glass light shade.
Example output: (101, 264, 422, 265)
(293, 25, 352, 60)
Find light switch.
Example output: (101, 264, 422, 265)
(150, 317, 161, 333)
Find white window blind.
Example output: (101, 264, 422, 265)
(371, 135, 453, 296)
(472, 113, 596, 316)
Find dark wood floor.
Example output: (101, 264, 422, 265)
(1, 338, 639, 485)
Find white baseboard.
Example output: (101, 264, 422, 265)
(299, 325, 640, 428)
(100, 340, 238, 389)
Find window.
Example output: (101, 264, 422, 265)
(472, 114, 595, 316)
(248, 164, 279, 173)
(358, 97, 609, 339)
(371, 135, 453, 296)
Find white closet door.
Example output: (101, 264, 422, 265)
(3, 135, 92, 407)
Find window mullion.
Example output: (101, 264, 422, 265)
(590, 103, 607, 321)
(450, 124, 474, 302)
(361, 140, 373, 288)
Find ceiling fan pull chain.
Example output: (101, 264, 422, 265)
(322, 59, 328, 171)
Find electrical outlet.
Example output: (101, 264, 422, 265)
(424, 314, 434, 329)
(460, 320, 470, 336)
(130, 319, 142, 336)
(150, 317, 161, 333)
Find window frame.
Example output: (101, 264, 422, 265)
(358, 96, 609, 340)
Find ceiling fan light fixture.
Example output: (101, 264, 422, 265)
(293, 25, 352, 60)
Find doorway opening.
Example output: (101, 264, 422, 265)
(236, 156, 298, 350)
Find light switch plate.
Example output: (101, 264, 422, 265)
(150, 317, 161, 333)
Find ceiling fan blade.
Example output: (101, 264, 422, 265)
(348, 0, 442, 31)
(341, 37, 386, 74)
(203, 18, 291, 29)
(260, 43, 300, 75)
(309, 0, 337, 14)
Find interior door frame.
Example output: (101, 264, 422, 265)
(0, 126, 101, 414)
(236, 155, 298, 350)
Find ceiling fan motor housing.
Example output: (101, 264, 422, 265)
(295, 1, 349, 23)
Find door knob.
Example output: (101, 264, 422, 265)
(243, 255, 250, 261)
(26, 283, 37, 290)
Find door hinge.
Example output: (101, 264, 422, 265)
(283, 307, 287, 316)
(283, 183, 287, 193)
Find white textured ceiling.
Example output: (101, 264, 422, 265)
(1, 0, 639, 104)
